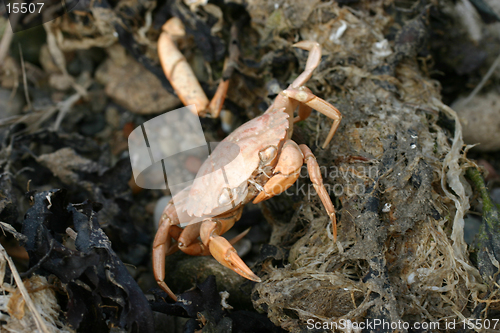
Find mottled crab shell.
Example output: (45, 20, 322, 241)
(185, 109, 289, 218)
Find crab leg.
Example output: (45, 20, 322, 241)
(282, 88, 342, 149)
(252, 140, 337, 241)
(207, 24, 240, 118)
(165, 225, 183, 256)
(152, 202, 182, 301)
(154, 201, 253, 301)
(290, 41, 322, 88)
(299, 145, 337, 241)
(293, 87, 314, 123)
(199, 216, 261, 283)
(177, 223, 210, 256)
(253, 140, 303, 203)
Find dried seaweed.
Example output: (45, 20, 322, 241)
(10, 130, 151, 265)
(21, 189, 154, 332)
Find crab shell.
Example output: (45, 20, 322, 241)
(178, 108, 290, 219)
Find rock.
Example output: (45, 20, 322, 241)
(491, 187, 500, 205)
(453, 91, 500, 152)
(464, 215, 482, 244)
(95, 44, 180, 114)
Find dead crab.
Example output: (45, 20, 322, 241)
(153, 41, 342, 301)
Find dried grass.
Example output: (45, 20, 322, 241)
(0, 231, 73, 333)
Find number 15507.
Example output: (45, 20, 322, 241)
(6, 2, 44, 14)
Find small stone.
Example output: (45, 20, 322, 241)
(490, 187, 500, 205)
(464, 215, 482, 244)
(453, 91, 500, 152)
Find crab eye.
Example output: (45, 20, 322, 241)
(218, 187, 232, 205)
(259, 146, 277, 163)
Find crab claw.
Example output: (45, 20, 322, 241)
(209, 235, 261, 282)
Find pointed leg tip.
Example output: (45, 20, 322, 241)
(253, 276, 262, 283)
(158, 281, 178, 301)
(252, 192, 269, 204)
(209, 236, 261, 283)
(227, 251, 261, 282)
(241, 270, 261, 283)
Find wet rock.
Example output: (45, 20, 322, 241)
(491, 187, 500, 204)
(453, 91, 500, 152)
(464, 215, 482, 244)
(165, 254, 254, 310)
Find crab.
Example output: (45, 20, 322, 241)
(153, 41, 342, 301)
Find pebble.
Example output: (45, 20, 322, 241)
(464, 215, 482, 244)
(490, 187, 500, 205)
(453, 91, 500, 152)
